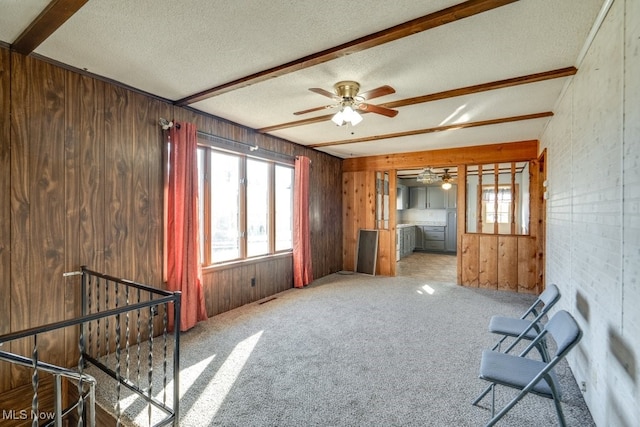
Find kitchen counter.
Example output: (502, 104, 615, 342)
(396, 223, 416, 229)
(397, 221, 446, 227)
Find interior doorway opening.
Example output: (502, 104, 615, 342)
(396, 252, 457, 283)
(396, 167, 458, 283)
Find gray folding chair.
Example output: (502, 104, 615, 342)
(473, 309, 583, 427)
(489, 283, 560, 362)
(472, 284, 561, 405)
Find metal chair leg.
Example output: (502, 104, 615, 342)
(490, 383, 495, 418)
(472, 384, 493, 406)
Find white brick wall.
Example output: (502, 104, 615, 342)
(540, 0, 639, 425)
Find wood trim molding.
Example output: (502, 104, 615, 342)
(11, 0, 88, 55)
(257, 67, 575, 133)
(176, 0, 518, 106)
(342, 140, 539, 172)
(310, 112, 553, 148)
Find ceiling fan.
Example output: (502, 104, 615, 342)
(441, 168, 457, 190)
(294, 81, 398, 126)
(416, 167, 457, 189)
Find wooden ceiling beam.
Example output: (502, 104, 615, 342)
(380, 67, 577, 109)
(310, 112, 553, 148)
(176, 0, 518, 106)
(257, 67, 575, 133)
(258, 114, 335, 133)
(342, 140, 539, 172)
(12, 0, 88, 55)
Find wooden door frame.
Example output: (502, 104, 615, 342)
(537, 149, 547, 289)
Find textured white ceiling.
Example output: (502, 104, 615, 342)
(0, 0, 50, 42)
(1, 0, 608, 159)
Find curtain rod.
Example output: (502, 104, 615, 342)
(159, 118, 299, 162)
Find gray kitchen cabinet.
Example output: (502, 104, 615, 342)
(396, 185, 409, 210)
(409, 187, 426, 209)
(410, 186, 446, 209)
(409, 186, 448, 209)
(426, 186, 446, 209)
(420, 225, 445, 251)
(397, 225, 416, 259)
(403, 226, 415, 257)
(414, 226, 423, 249)
(445, 210, 457, 252)
(445, 184, 457, 208)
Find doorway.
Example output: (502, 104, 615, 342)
(396, 252, 457, 283)
(396, 167, 458, 283)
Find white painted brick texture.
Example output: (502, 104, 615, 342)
(540, 0, 639, 425)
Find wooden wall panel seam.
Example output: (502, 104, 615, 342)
(0, 42, 13, 393)
(2, 46, 343, 393)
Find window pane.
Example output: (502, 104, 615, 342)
(275, 165, 293, 251)
(211, 151, 240, 262)
(197, 148, 205, 263)
(247, 159, 269, 257)
(466, 164, 530, 235)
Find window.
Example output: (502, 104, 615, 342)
(375, 171, 390, 229)
(246, 159, 269, 257)
(274, 165, 294, 251)
(465, 162, 529, 235)
(197, 145, 294, 266)
(483, 187, 512, 224)
(209, 150, 241, 262)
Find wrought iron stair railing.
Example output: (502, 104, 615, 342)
(0, 349, 97, 427)
(0, 266, 182, 427)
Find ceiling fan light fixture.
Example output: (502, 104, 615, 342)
(297, 80, 396, 126)
(417, 168, 438, 184)
(441, 168, 453, 189)
(332, 105, 363, 126)
(342, 105, 355, 120)
(349, 109, 363, 125)
(331, 110, 344, 126)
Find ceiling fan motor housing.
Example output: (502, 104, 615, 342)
(334, 81, 361, 100)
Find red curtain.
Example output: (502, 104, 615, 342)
(166, 122, 208, 331)
(293, 156, 313, 288)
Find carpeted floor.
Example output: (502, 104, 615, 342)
(91, 253, 595, 426)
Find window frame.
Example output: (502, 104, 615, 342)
(482, 185, 516, 225)
(465, 162, 529, 236)
(197, 142, 294, 268)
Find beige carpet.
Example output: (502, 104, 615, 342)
(89, 263, 595, 426)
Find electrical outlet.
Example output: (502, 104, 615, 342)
(251, 277, 256, 287)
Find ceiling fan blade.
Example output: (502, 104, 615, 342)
(359, 85, 395, 100)
(293, 104, 336, 115)
(309, 87, 339, 99)
(358, 103, 398, 117)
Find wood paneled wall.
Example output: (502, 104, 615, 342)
(5, 51, 172, 390)
(0, 48, 343, 394)
(460, 234, 538, 293)
(0, 47, 11, 393)
(342, 171, 396, 276)
(342, 140, 539, 172)
(342, 171, 375, 272)
(342, 143, 543, 294)
(202, 256, 293, 316)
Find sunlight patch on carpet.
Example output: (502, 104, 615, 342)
(192, 330, 263, 424)
(417, 284, 435, 295)
(180, 354, 217, 396)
